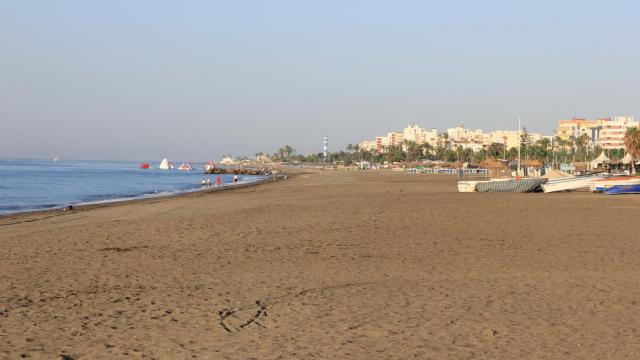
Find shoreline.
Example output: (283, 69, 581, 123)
(0, 175, 281, 223)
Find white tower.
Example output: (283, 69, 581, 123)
(323, 137, 328, 162)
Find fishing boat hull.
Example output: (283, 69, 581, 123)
(542, 175, 606, 193)
(457, 181, 479, 192)
(589, 177, 640, 192)
(476, 178, 547, 193)
(602, 184, 640, 195)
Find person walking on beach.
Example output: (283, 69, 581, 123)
(201, 178, 206, 187)
(206, 178, 212, 188)
(216, 175, 221, 187)
(233, 174, 238, 183)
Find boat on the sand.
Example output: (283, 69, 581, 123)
(542, 174, 608, 193)
(589, 177, 640, 192)
(457, 181, 479, 192)
(475, 178, 547, 193)
(602, 184, 640, 195)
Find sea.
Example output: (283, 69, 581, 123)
(0, 159, 265, 215)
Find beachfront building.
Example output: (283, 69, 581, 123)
(402, 123, 438, 145)
(446, 124, 491, 150)
(359, 122, 550, 155)
(358, 140, 376, 152)
(598, 116, 639, 150)
(360, 124, 438, 153)
(371, 132, 404, 153)
(555, 118, 601, 141)
(489, 130, 522, 149)
(486, 129, 543, 149)
(553, 116, 638, 149)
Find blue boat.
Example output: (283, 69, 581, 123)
(603, 184, 640, 195)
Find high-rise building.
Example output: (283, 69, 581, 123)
(555, 118, 601, 141)
(358, 140, 376, 152)
(402, 124, 438, 145)
(446, 125, 491, 151)
(490, 130, 522, 149)
(598, 116, 638, 150)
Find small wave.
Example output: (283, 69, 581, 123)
(0, 204, 60, 214)
(0, 177, 267, 215)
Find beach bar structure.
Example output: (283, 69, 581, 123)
(590, 152, 610, 171)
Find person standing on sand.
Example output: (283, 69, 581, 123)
(201, 178, 206, 187)
(233, 174, 238, 183)
(206, 178, 212, 188)
(216, 175, 221, 187)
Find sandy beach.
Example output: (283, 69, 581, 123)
(1, 170, 640, 359)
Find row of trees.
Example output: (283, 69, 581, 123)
(267, 128, 640, 166)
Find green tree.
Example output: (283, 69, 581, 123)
(624, 127, 640, 173)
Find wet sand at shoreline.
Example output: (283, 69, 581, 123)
(1, 170, 640, 359)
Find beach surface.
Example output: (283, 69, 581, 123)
(1, 170, 640, 359)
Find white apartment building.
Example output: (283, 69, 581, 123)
(359, 122, 552, 155)
(370, 132, 403, 153)
(446, 125, 491, 150)
(598, 116, 639, 150)
(489, 130, 543, 149)
(358, 140, 376, 152)
(402, 123, 438, 145)
(490, 130, 521, 149)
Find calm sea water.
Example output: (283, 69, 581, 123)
(0, 159, 263, 215)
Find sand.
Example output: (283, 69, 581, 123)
(1, 170, 640, 359)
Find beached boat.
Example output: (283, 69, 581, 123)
(475, 178, 547, 193)
(159, 158, 172, 170)
(542, 174, 608, 193)
(178, 162, 193, 171)
(457, 181, 479, 192)
(589, 177, 640, 192)
(602, 184, 640, 195)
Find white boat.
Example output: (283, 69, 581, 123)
(542, 175, 608, 193)
(589, 177, 640, 192)
(159, 158, 172, 170)
(204, 161, 216, 171)
(177, 162, 193, 171)
(457, 181, 479, 192)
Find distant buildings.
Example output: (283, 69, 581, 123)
(357, 115, 638, 155)
(359, 123, 544, 153)
(555, 118, 601, 141)
(489, 130, 528, 150)
(599, 116, 638, 150)
(402, 123, 438, 145)
(446, 125, 492, 151)
(554, 116, 638, 149)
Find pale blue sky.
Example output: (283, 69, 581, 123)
(1, 0, 639, 160)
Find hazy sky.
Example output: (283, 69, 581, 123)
(2, 1, 639, 161)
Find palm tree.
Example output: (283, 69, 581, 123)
(624, 127, 640, 173)
(422, 142, 434, 160)
(441, 132, 450, 148)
